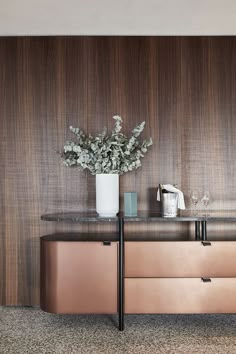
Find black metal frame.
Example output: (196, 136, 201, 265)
(201, 220, 207, 240)
(195, 221, 201, 240)
(118, 217, 124, 331)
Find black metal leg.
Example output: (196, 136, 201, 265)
(201, 220, 207, 241)
(119, 217, 124, 331)
(195, 221, 200, 240)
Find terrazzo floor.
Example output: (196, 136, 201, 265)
(1, 307, 236, 353)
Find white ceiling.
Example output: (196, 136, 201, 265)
(0, 0, 236, 36)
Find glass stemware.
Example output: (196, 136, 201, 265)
(201, 191, 210, 216)
(190, 190, 199, 214)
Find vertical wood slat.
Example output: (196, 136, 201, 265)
(0, 37, 236, 305)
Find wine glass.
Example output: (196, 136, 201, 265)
(201, 191, 210, 216)
(190, 190, 199, 214)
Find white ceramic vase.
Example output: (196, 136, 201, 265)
(96, 174, 119, 217)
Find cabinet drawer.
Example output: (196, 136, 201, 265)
(41, 241, 118, 314)
(125, 241, 236, 277)
(125, 278, 236, 314)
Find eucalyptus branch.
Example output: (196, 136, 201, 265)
(61, 115, 153, 175)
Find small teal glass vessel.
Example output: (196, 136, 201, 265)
(124, 192, 137, 217)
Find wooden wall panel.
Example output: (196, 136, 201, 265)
(0, 37, 236, 305)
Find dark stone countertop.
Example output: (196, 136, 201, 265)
(41, 210, 236, 223)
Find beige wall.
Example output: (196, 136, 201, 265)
(0, 0, 236, 35)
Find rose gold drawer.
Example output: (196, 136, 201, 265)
(125, 278, 236, 314)
(125, 241, 236, 277)
(41, 241, 118, 314)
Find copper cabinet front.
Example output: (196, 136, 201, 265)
(41, 241, 118, 314)
(125, 278, 236, 314)
(125, 241, 236, 277)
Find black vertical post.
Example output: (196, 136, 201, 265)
(201, 220, 207, 241)
(119, 217, 124, 331)
(195, 221, 200, 240)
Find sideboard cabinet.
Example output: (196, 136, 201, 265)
(41, 236, 118, 314)
(40, 211, 236, 330)
(124, 241, 236, 314)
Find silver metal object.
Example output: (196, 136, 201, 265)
(161, 192, 178, 217)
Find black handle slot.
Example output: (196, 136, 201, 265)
(103, 241, 111, 246)
(201, 241, 211, 246)
(201, 277, 211, 283)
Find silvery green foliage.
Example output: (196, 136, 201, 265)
(62, 115, 153, 175)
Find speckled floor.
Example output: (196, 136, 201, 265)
(1, 307, 236, 354)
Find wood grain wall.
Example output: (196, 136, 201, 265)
(0, 37, 236, 305)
